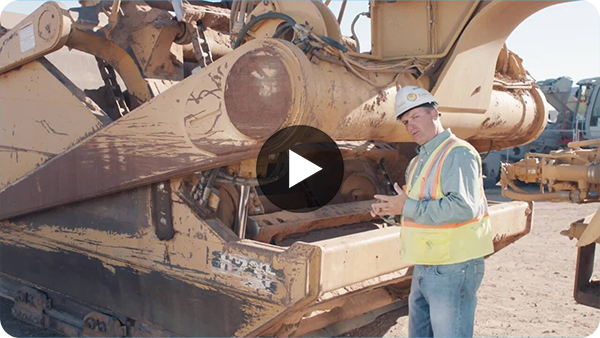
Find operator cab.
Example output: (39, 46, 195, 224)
(580, 77, 600, 139)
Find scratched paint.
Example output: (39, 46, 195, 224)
(211, 251, 279, 294)
(102, 262, 117, 274)
(0, 59, 107, 191)
(0, 182, 310, 336)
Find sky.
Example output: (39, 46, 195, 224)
(0, 0, 599, 83)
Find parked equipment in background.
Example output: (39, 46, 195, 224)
(483, 76, 600, 188)
(0, 1, 562, 336)
(502, 140, 600, 308)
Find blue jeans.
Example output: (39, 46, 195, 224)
(408, 257, 485, 337)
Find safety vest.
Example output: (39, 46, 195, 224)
(400, 136, 494, 265)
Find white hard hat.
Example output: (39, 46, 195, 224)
(394, 86, 438, 119)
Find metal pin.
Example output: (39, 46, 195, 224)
(235, 185, 250, 238)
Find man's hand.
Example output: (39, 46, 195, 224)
(371, 183, 408, 217)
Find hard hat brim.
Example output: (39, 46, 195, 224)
(395, 102, 438, 120)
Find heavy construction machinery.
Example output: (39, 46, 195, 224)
(0, 0, 561, 336)
(501, 140, 600, 309)
(482, 76, 600, 188)
(492, 76, 600, 309)
(537, 76, 600, 143)
(501, 75, 600, 309)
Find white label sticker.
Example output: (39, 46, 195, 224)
(19, 24, 35, 53)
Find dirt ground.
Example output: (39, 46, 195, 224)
(1, 186, 599, 337)
(343, 186, 600, 338)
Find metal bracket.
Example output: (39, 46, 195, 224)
(574, 243, 600, 309)
(11, 287, 51, 329)
(82, 311, 127, 337)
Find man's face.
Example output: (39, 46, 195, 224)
(399, 106, 438, 145)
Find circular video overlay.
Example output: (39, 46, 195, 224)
(256, 126, 344, 213)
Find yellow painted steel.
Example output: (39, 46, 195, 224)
(0, 0, 568, 335)
(0, 2, 71, 74)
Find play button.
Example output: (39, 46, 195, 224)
(256, 126, 344, 213)
(288, 150, 322, 188)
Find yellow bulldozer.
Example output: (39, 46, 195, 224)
(0, 0, 563, 336)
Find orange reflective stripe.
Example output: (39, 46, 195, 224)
(419, 164, 435, 200)
(403, 213, 489, 229)
(407, 159, 418, 181)
(419, 138, 455, 200)
(430, 140, 458, 199)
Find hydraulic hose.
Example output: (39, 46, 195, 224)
(232, 12, 296, 49)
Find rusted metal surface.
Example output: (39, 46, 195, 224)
(118, 1, 183, 81)
(0, 243, 256, 336)
(294, 288, 395, 337)
(1, 20, 556, 218)
(0, 58, 109, 190)
(467, 87, 548, 152)
(224, 48, 293, 139)
(0, 37, 392, 219)
(0, 0, 567, 335)
(488, 201, 533, 252)
(82, 312, 126, 337)
(11, 287, 52, 330)
(0, 39, 272, 220)
(144, 0, 231, 32)
(0, 179, 323, 336)
(0, 181, 534, 337)
(1, 273, 174, 337)
(66, 28, 153, 107)
(182, 28, 232, 61)
(293, 276, 411, 336)
(1, 281, 82, 337)
(249, 200, 376, 243)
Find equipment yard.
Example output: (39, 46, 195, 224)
(343, 186, 600, 337)
(0, 0, 598, 336)
(2, 187, 598, 337)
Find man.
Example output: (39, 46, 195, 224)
(371, 86, 494, 338)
